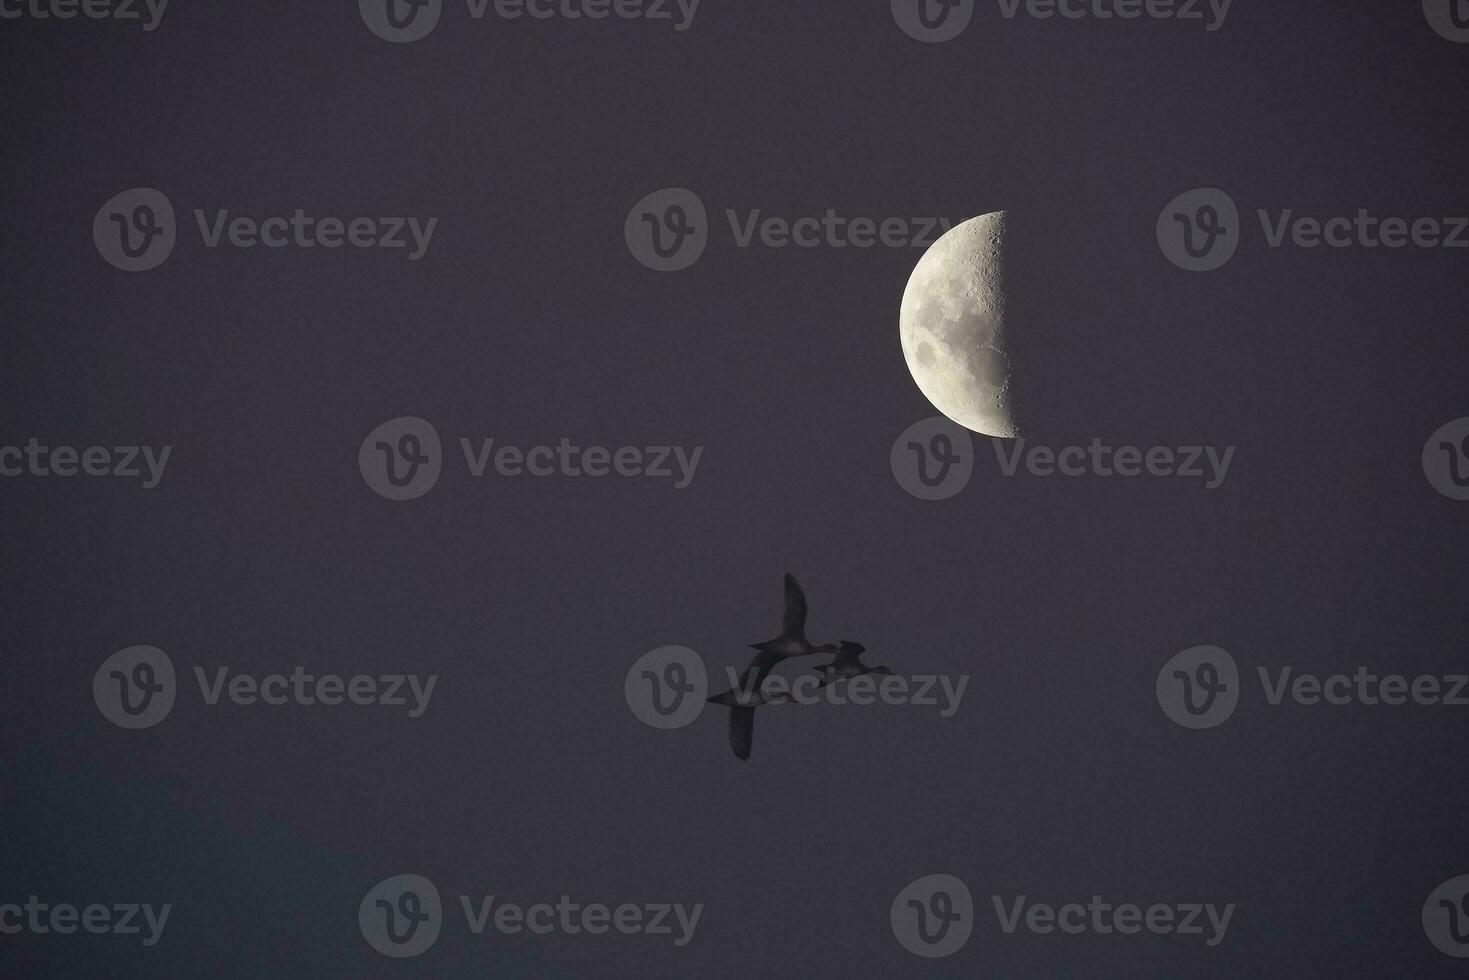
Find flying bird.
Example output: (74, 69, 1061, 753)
(812, 641, 894, 688)
(706, 573, 842, 761)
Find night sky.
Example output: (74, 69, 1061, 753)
(2, 2, 1468, 976)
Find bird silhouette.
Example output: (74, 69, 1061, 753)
(812, 640, 894, 688)
(706, 573, 843, 760)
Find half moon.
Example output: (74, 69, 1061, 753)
(899, 211, 1017, 438)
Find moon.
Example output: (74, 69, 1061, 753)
(899, 211, 1018, 438)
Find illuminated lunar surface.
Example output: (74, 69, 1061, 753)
(899, 211, 1017, 438)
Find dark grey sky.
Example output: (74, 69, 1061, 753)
(3, 2, 1468, 976)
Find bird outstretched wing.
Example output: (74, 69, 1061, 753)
(728, 706, 754, 761)
(781, 573, 808, 639)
